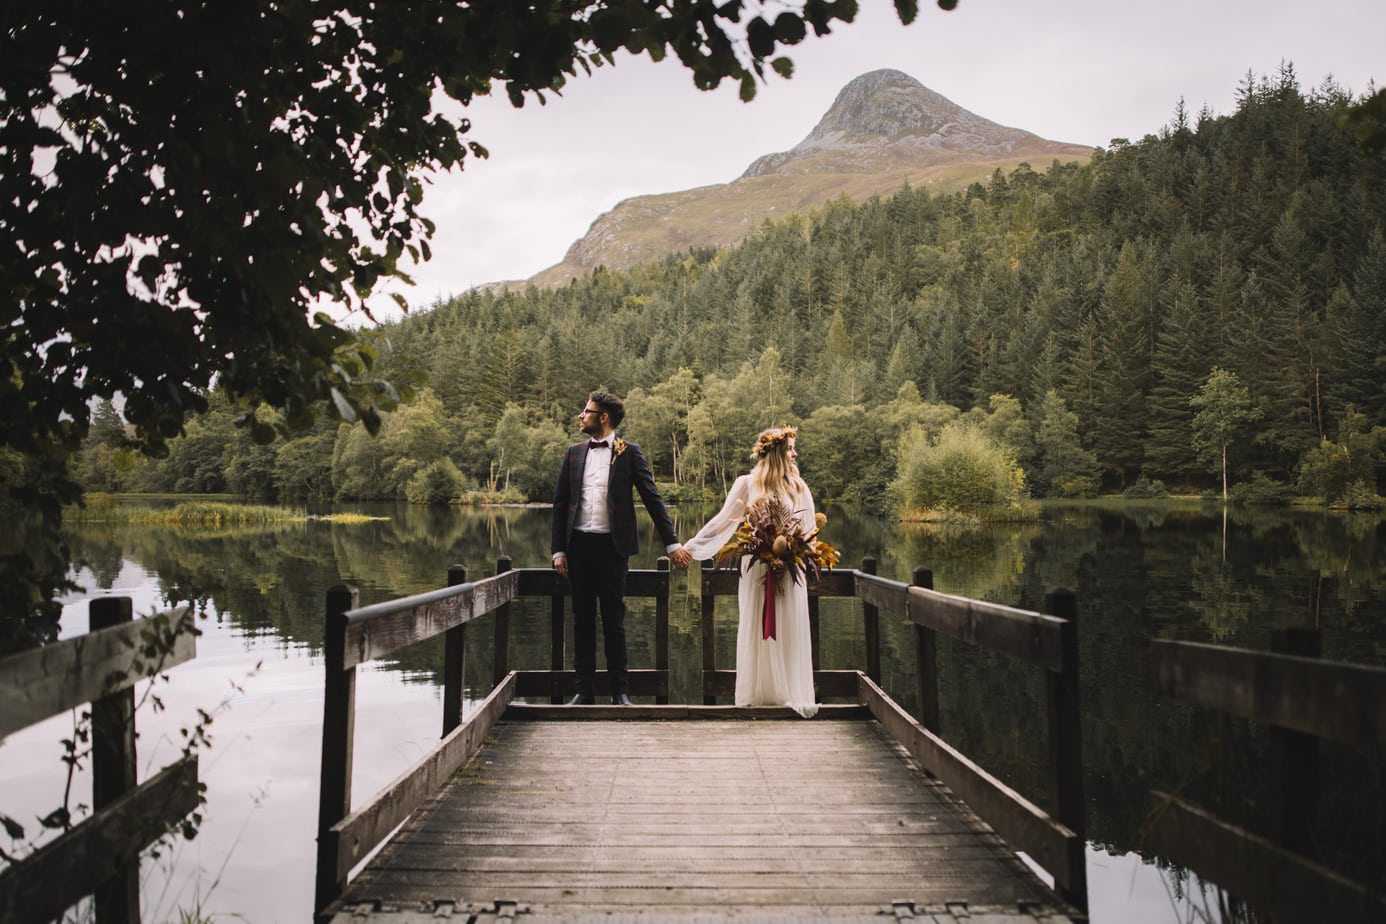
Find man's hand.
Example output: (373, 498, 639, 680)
(554, 555, 568, 578)
(669, 548, 692, 569)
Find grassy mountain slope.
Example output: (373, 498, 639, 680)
(527, 69, 1093, 288)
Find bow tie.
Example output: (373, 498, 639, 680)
(588, 440, 609, 449)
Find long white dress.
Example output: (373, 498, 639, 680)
(683, 474, 819, 718)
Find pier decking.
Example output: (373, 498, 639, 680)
(330, 708, 1074, 922)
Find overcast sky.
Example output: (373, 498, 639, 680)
(369, 0, 1383, 320)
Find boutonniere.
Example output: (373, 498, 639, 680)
(611, 437, 628, 463)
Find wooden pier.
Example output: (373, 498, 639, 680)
(314, 560, 1090, 922)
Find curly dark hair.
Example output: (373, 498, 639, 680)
(588, 390, 625, 428)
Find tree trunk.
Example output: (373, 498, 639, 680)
(1221, 442, 1229, 502)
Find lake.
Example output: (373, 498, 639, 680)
(3, 499, 1383, 922)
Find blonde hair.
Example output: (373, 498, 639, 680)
(749, 426, 806, 503)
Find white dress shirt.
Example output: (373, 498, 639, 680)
(575, 438, 612, 533)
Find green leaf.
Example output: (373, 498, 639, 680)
(771, 57, 794, 79)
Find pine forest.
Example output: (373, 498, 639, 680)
(78, 70, 1386, 514)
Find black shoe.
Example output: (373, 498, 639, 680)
(612, 693, 633, 706)
(567, 693, 595, 705)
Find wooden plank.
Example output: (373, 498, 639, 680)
(0, 756, 199, 923)
(0, 605, 195, 738)
(503, 703, 871, 721)
(327, 673, 517, 885)
(700, 567, 742, 595)
(341, 570, 518, 667)
(855, 571, 909, 618)
(907, 586, 1066, 672)
(1153, 639, 1386, 749)
(858, 673, 1083, 895)
(1146, 792, 1386, 922)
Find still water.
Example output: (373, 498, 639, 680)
(3, 499, 1383, 922)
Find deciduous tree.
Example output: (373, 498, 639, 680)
(1, 0, 931, 649)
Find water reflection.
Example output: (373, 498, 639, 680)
(31, 500, 1386, 919)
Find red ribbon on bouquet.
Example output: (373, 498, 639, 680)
(762, 578, 777, 640)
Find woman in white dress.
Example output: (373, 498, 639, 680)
(682, 427, 822, 718)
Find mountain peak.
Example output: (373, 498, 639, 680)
(742, 69, 1069, 178)
(528, 71, 1091, 289)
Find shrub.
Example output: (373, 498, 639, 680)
(405, 459, 464, 505)
(1051, 473, 1100, 498)
(1229, 471, 1292, 506)
(1338, 479, 1385, 510)
(891, 423, 1026, 515)
(1122, 475, 1168, 499)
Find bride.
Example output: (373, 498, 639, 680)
(683, 426, 831, 718)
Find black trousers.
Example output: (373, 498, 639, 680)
(567, 530, 629, 694)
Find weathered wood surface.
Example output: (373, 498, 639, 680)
(332, 717, 1074, 921)
(342, 570, 519, 668)
(325, 674, 517, 885)
(0, 756, 199, 923)
(1153, 638, 1386, 749)
(858, 675, 1084, 901)
(908, 586, 1066, 673)
(0, 605, 195, 738)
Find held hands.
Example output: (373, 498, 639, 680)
(668, 548, 693, 569)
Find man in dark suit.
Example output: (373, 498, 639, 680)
(552, 391, 691, 705)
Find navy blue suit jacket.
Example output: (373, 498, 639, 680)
(550, 437, 678, 558)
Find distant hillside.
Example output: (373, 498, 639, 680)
(526, 69, 1092, 288)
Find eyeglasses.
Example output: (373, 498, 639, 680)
(579, 407, 603, 417)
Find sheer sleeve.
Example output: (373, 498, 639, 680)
(796, 483, 816, 532)
(682, 475, 752, 561)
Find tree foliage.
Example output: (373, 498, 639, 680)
(0, 0, 930, 651)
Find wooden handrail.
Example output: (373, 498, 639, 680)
(1149, 632, 1386, 920)
(1153, 638, 1386, 750)
(0, 605, 194, 738)
(0, 599, 200, 924)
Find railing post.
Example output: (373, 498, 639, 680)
(808, 593, 821, 674)
(315, 583, 358, 917)
(90, 596, 139, 924)
(548, 559, 565, 703)
(701, 559, 716, 705)
(912, 567, 940, 733)
(1271, 627, 1320, 857)
(1044, 586, 1087, 914)
(656, 556, 671, 704)
(441, 565, 468, 736)
(493, 556, 512, 687)
(550, 564, 566, 704)
(861, 557, 880, 684)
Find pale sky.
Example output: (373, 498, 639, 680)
(371, 0, 1383, 319)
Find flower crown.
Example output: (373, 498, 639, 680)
(751, 426, 797, 461)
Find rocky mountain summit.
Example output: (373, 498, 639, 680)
(527, 69, 1092, 289)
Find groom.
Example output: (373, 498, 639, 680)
(551, 391, 691, 705)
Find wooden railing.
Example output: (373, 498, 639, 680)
(1149, 629, 1386, 920)
(0, 598, 201, 924)
(313, 557, 1088, 917)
